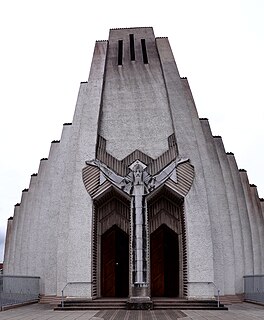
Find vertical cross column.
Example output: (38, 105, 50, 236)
(129, 164, 151, 305)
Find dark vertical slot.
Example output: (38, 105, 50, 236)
(129, 34, 135, 61)
(118, 40, 123, 66)
(141, 39, 148, 64)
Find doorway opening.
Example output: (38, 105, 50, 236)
(150, 224, 179, 297)
(101, 225, 129, 297)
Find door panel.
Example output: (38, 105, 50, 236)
(101, 225, 129, 297)
(101, 227, 116, 297)
(115, 228, 129, 297)
(150, 227, 164, 296)
(151, 224, 179, 297)
(164, 226, 179, 296)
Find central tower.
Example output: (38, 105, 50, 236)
(82, 27, 209, 303)
(99, 28, 174, 160)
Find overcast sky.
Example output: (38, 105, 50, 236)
(0, 0, 263, 262)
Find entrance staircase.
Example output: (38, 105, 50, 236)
(54, 297, 228, 310)
(152, 298, 227, 310)
(54, 298, 127, 310)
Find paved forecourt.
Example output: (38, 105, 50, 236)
(0, 303, 264, 320)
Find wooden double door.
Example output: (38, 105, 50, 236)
(101, 224, 179, 297)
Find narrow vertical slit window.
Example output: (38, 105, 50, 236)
(129, 34, 135, 61)
(118, 40, 123, 66)
(141, 39, 148, 64)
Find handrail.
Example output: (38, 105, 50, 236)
(208, 282, 220, 308)
(186, 281, 221, 308)
(61, 281, 92, 308)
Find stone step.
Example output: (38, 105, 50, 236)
(153, 304, 227, 310)
(219, 295, 243, 305)
(39, 295, 62, 305)
(55, 298, 127, 310)
(55, 306, 127, 310)
(152, 299, 227, 310)
(55, 301, 127, 310)
(154, 306, 228, 310)
(54, 298, 228, 311)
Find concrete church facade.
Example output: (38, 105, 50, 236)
(3, 27, 264, 303)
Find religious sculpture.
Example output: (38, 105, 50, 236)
(86, 157, 188, 298)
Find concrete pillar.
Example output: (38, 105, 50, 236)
(25, 174, 38, 276)
(56, 124, 73, 295)
(13, 189, 29, 275)
(260, 198, 264, 270)
(190, 118, 226, 295)
(156, 37, 214, 299)
(34, 140, 62, 294)
(239, 170, 261, 274)
(42, 141, 60, 295)
(250, 185, 264, 273)
(30, 158, 49, 292)
(36, 158, 49, 292)
(6, 204, 20, 275)
(261, 199, 264, 220)
(200, 120, 236, 295)
(20, 174, 38, 275)
(214, 138, 253, 283)
(57, 40, 108, 297)
(3, 217, 13, 274)
(27, 161, 45, 279)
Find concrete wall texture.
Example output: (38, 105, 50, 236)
(3, 27, 264, 300)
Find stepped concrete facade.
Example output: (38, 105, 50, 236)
(3, 27, 264, 303)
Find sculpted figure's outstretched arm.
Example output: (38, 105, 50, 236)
(86, 159, 132, 191)
(149, 156, 189, 188)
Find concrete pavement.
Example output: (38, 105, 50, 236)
(0, 303, 264, 320)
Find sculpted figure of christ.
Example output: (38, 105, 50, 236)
(86, 157, 188, 296)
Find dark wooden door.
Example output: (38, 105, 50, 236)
(150, 224, 179, 297)
(101, 225, 129, 297)
(101, 227, 116, 297)
(115, 227, 129, 297)
(150, 226, 165, 296)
